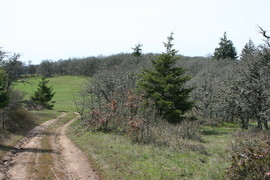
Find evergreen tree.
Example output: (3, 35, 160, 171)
(137, 33, 193, 123)
(214, 32, 238, 60)
(132, 43, 143, 64)
(31, 77, 55, 109)
(240, 39, 257, 60)
(0, 69, 9, 109)
(131, 43, 143, 58)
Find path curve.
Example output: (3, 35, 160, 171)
(51, 113, 98, 180)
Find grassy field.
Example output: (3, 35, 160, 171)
(14, 75, 89, 111)
(68, 121, 236, 180)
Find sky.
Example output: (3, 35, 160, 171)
(0, 0, 270, 64)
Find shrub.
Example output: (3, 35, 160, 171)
(0, 90, 37, 136)
(227, 130, 270, 180)
(128, 116, 205, 153)
(6, 106, 37, 133)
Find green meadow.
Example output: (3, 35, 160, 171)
(14, 76, 89, 111)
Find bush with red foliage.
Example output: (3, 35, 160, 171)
(227, 131, 270, 180)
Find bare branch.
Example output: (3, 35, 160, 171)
(258, 26, 270, 39)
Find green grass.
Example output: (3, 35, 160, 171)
(14, 75, 89, 111)
(68, 120, 237, 180)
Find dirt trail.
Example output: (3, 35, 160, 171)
(1, 112, 98, 180)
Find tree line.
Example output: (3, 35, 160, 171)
(1, 29, 269, 131)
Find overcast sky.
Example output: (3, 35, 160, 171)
(1, 0, 270, 64)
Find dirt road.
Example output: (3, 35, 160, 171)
(0, 112, 99, 180)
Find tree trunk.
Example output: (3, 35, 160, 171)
(241, 118, 249, 130)
(159, 108, 163, 117)
(263, 119, 269, 130)
(246, 118, 250, 129)
(2, 109, 5, 134)
(257, 116, 262, 130)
